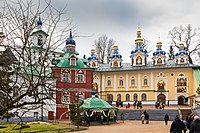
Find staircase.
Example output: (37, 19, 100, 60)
(180, 109, 192, 120)
(117, 109, 179, 121)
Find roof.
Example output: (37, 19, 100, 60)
(0, 48, 18, 65)
(95, 61, 199, 72)
(56, 52, 88, 68)
(80, 97, 117, 110)
(31, 29, 49, 37)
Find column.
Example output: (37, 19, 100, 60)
(138, 72, 140, 91)
(126, 73, 128, 91)
(102, 74, 105, 91)
(150, 72, 154, 90)
(114, 74, 116, 91)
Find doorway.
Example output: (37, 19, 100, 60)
(178, 96, 185, 105)
(157, 94, 166, 104)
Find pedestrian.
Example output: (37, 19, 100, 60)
(164, 113, 169, 125)
(167, 100, 169, 107)
(145, 112, 149, 124)
(133, 101, 136, 109)
(155, 101, 158, 109)
(162, 103, 165, 110)
(141, 113, 145, 124)
(189, 116, 200, 133)
(170, 115, 185, 133)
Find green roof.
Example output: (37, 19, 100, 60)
(80, 97, 117, 110)
(56, 52, 88, 68)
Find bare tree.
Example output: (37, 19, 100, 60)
(168, 24, 200, 64)
(0, 0, 72, 119)
(95, 35, 114, 64)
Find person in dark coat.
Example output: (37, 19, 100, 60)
(164, 113, 169, 125)
(189, 116, 200, 133)
(145, 112, 149, 124)
(170, 115, 185, 133)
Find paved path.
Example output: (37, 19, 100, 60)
(72, 120, 190, 133)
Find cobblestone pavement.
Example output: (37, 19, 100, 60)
(72, 120, 189, 133)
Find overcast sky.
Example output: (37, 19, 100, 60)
(51, 0, 200, 63)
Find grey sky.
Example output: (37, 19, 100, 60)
(52, 0, 200, 62)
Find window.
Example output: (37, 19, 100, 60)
(177, 73, 187, 93)
(133, 93, 138, 101)
(77, 94, 84, 103)
(77, 74, 84, 82)
(126, 94, 130, 101)
(117, 94, 121, 101)
(131, 79, 135, 86)
(70, 59, 76, 66)
(63, 94, 70, 103)
(113, 61, 118, 67)
(34, 112, 39, 119)
(144, 79, 148, 86)
(141, 93, 147, 101)
(119, 80, 123, 86)
(107, 80, 111, 86)
(62, 73, 69, 82)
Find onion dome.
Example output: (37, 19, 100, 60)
(37, 17, 43, 26)
(175, 41, 188, 57)
(88, 47, 97, 61)
(135, 27, 143, 43)
(113, 43, 119, 51)
(153, 36, 166, 56)
(66, 30, 76, 45)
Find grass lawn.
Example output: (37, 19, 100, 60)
(0, 123, 86, 132)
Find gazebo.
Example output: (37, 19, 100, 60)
(80, 91, 118, 124)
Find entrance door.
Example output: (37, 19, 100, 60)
(178, 96, 184, 105)
(157, 94, 166, 104)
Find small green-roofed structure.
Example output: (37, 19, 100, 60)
(80, 91, 118, 124)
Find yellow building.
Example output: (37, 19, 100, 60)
(87, 28, 200, 105)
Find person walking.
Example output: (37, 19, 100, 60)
(170, 115, 185, 133)
(141, 113, 145, 124)
(189, 116, 200, 133)
(145, 112, 149, 124)
(164, 113, 169, 125)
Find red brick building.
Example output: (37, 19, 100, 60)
(53, 31, 93, 120)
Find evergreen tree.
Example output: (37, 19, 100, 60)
(168, 45, 175, 60)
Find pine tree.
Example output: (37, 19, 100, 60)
(168, 45, 175, 60)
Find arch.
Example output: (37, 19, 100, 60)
(107, 94, 113, 102)
(157, 58, 162, 64)
(157, 80, 165, 91)
(157, 94, 166, 104)
(92, 62, 96, 67)
(93, 82, 98, 92)
(133, 93, 138, 101)
(113, 61, 118, 67)
(136, 56, 142, 65)
(126, 94, 130, 101)
(178, 96, 185, 105)
(107, 79, 111, 86)
(119, 80, 123, 86)
(141, 93, 147, 101)
(131, 76, 135, 86)
(117, 94, 121, 102)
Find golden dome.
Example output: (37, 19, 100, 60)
(113, 42, 119, 49)
(135, 27, 143, 43)
(156, 36, 162, 45)
(91, 47, 95, 53)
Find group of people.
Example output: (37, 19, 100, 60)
(133, 101, 143, 109)
(140, 111, 149, 124)
(168, 113, 200, 133)
(155, 101, 165, 109)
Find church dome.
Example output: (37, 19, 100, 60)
(66, 30, 76, 45)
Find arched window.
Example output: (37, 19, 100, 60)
(107, 80, 111, 86)
(107, 94, 113, 101)
(119, 80, 123, 86)
(141, 93, 147, 101)
(126, 94, 130, 101)
(131, 79, 135, 86)
(117, 94, 121, 101)
(133, 93, 138, 101)
(144, 79, 148, 85)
